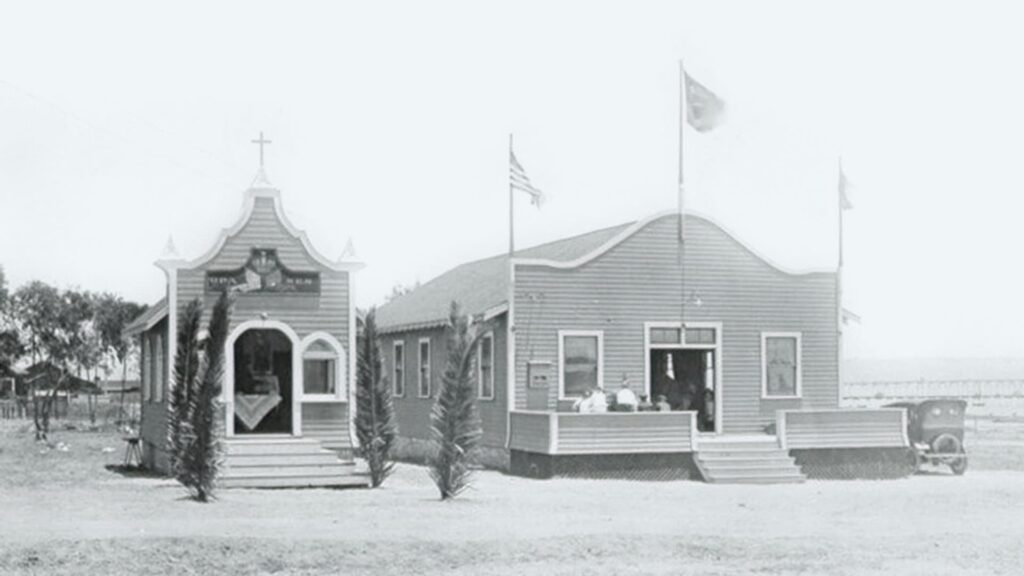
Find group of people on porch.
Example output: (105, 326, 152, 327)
(573, 374, 713, 419)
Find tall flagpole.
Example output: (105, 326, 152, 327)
(509, 133, 515, 256)
(679, 60, 687, 327)
(837, 156, 845, 406)
(506, 134, 516, 450)
(678, 60, 686, 244)
(838, 157, 845, 268)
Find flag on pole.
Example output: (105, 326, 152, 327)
(510, 148, 545, 207)
(684, 72, 726, 133)
(839, 162, 853, 210)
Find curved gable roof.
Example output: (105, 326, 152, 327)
(377, 210, 834, 333)
(514, 210, 835, 276)
(158, 183, 363, 273)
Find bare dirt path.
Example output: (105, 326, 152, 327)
(2, 424, 1023, 574)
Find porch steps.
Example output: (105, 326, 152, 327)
(220, 437, 368, 489)
(695, 436, 805, 485)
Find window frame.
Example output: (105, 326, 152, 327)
(302, 356, 337, 396)
(392, 340, 405, 397)
(417, 337, 431, 398)
(557, 330, 604, 400)
(142, 336, 151, 402)
(760, 331, 802, 399)
(477, 332, 495, 401)
(153, 332, 164, 403)
(298, 332, 347, 402)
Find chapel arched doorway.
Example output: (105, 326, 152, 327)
(233, 328, 293, 434)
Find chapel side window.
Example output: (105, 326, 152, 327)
(393, 341, 405, 397)
(303, 340, 337, 395)
(418, 338, 431, 397)
(142, 336, 151, 402)
(762, 333, 801, 398)
(560, 332, 602, 399)
(478, 333, 494, 400)
(154, 332, 165, 402)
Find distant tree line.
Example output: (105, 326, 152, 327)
(0, 266, 146, 440)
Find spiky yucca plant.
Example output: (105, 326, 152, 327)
(428, 302, 483, 500)
(356, 308, 398, 487)
(168, 298, 202, 478)
(178, 291, 231, 502)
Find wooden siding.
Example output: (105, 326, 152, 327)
(301, 403, 351, 451)
(142, 401, 230, 471)
(175, 197, 350, 351)
(384, 314, 509, 448)
(140, 401, 169, 472)
(174, 196, 352, 449)
(780, 409, 908, 449)
(508, 411, 554, 453)
(139, 317, 169, 464)
(509, 410, 696, 454)
(513, 214, 839, 434)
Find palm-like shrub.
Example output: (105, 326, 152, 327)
(178, 291, 232, 502)
(428, 302, 483, 500)
(169, 298, 202, 478)
(356, 308, 398, 487)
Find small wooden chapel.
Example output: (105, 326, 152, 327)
(124, 135, 366, 488)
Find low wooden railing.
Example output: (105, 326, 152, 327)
(777, 408, 908, 450)
(509, 410, 698, 455)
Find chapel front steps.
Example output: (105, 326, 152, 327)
(221, 437, 369, 489)
(694, 436, 805, 484)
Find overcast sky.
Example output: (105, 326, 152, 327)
(1, 1, 1022, 360)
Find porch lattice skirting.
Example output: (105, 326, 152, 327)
(790, 447, 916, 480)
(220, 437, 369, 488)
(510, 451, 700, 481)
(392, 437, 512, 471)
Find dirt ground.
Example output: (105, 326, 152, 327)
(2, 419, 1023, 575)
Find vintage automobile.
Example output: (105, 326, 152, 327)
(886, 399, 968, 475)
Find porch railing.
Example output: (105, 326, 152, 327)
(509, 410, 698, 455)
(776, 408, 909, 450)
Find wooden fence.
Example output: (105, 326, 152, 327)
(844, 379, 1024, 400)
(0, 395, 137, 421)
(1, 399, 30, 419)
(842, 379, 1024, 418)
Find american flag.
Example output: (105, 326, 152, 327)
(510, 148, 545, 207)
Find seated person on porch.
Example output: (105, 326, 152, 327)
(669, 377, 697, 411)
(654, 394, 671, 412)
(651, 355, 675, 405)
(637, 394, 654, 412)
(700, 389, 715, 429)
(613, 376, 638, 412)
(573, 387, 608, 413)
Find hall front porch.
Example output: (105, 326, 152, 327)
(507, 408, 911, 482)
